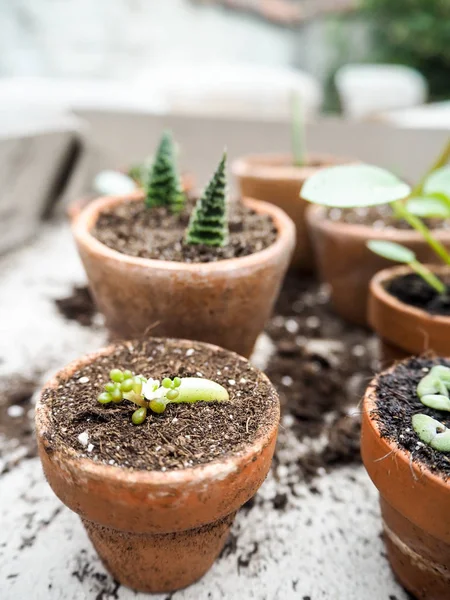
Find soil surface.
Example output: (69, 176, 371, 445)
(325, 205, 449, 231)
(387, 273, 450, 316)
(91, 198, 277, 263)
(40, 339, 277, 471)
(374, 356, 450, 478)
(54, 286, 97, 326)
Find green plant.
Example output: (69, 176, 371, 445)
(367, 241, 446, 294)
(185, 152, 229, 247)
(98, 368, 229, 424)
(145, 131, 185, 213)
(413, 364, 450, 451)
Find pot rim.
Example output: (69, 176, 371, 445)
(231, 152, 348, 181)
(364, 364, 450, 492)
(306, 203, 450, 243)
(370, 264, 450, 326)
(72, 192, 295, 273)
(35, 337, 280, 488)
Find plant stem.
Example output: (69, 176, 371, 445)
(410, 260, 446, 294)
(411, 138, 450, 197)
(392, 200, 450, 266)
(291, 92, 305, 167)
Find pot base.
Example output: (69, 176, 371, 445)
(82, 512, 236, 593)
(380, 499, 450, 600)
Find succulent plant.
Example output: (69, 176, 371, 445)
(145, 131, 185, 213)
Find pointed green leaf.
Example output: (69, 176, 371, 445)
(405, 195, 450, 219)
(301, 164, 411, 208)
(366, 240, 415, 264)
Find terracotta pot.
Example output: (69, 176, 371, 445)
(67, 172, 196, 222)
(369, 264, 450, 367)
(232, 153, 349, 271)
(307, 204, 450, 327)
(35, 339, 280, 593)
(72, 192, 295, 358)
(361, 365, 450, 599)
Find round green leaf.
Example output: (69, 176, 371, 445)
(423, 166, 450, 200)
(412, 414, 450, 452)
(366, 240, 415, 264)
(301, 164, 411, 208)
(405, 195, 450, 219)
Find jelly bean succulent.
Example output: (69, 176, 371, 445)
(97, 368, 229, 425)
(413, 365, 450, 452)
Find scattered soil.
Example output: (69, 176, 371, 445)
(374, 356, 450, 478)
(387, 273, 450, 316)
(266, 273, 377, 483)
(91, 198, 277, 263)
(41, 339, 277, 471)
(0, 376, 38, 471)
(325, 205, 449, 231)
(54, 286, 97, 327)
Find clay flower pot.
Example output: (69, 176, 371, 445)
(361, 365, 450, 599)
(369, 264, 450, 366)
(232, 153, 348, 271)
(307, 204, 450, 327)
(35, 339, 280, 593)
(72, 192, 295, 358)
(67, 172, 196, 222)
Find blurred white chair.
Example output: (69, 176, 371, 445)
(335, 64, 428, 120)
(135, 64, 322, 120)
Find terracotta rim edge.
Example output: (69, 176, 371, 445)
(72, 192, 296, 274)
(35, 337, 280, 487)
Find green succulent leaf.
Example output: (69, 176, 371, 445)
(366, 240, 415, 264)
(171, 377, 229, 404)
(417, 367, 450, 411)
(423, 165, 450, 200)
(405, 195, 450, 219)
(412, 414, 450, 452)
(301, 164, 411, 208)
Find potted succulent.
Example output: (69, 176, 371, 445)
(35, 337, 280, 593)
(231, 95, 351, 271)
(67, 131, 195, 221)
(361, 356, 450, 599)
(302, 141, 450, 326)
(73, 137, 295, 358)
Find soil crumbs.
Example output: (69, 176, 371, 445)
(265, 273, 378, 485)
(326, 204, 449, 230)
(387, 273, 450, 316)
(54, 285, 98, 326)
(375, 356, 450, 479)
(41, 339, 277, 471)
(91, 198, 277, 263)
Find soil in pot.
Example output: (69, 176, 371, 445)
(386, 273, 450, 316)
(42, 339, 276, 471)
(91, 197, 277, 263)
(37, 338, 279, 593)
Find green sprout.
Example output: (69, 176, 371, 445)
(185, 151, 229, 247)
(412, 414, 450, 452)
(145, 131, 185, 213)
(417, 365, 450, 411)
(302, 140, 450, 271)
(367, 240, 447, 295)
(97, 368, 229, 425)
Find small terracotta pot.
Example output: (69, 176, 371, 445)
(369, 264, 450, 367)
(72, 193, 295, 358)
(361, 365, 450, 599)
(67, 172, 196, 222)
(232, 153, 350, 271)
(307, 204, 450, 327)
(35, 339, 280, 593)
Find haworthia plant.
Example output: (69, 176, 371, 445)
(185, 152, 229, 247)
(145, 131, 185, 213)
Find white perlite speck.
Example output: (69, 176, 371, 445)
(77, 431, 89, 447)
(7, 405, 24, 418)
(87, 444, 94, 453)
(186, 348, 195, 356)
(78, 376, 90, 384)
(281, 376, 293, 387)
(228, 379, 236, 385)
(285, 319, 299, 334)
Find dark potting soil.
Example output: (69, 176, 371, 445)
(386, 273, 450, 316)
(325, 204, 449, 231)
(91, 198, 277, 263)
(374, 356, 450, 478)
(41, 339, 277, 471)
(54, 286, 97, 327)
